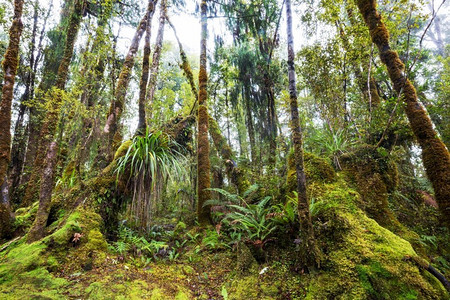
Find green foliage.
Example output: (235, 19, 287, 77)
(205, 186, 278, 248)
(307, 127, 355, 170)
(115, 129, 185, 184)
(115, 129, 186, 229)
(109, 225, 168, 260)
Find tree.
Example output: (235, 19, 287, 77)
(103, 0, 155, 162)
(0, 0, 24, 238)
(137, 0, 158, 133)
(197, 0, 212, 225)
(285, 0, 320, 268)
(355, 0, 450, 225)
(27, 0, 86, 242)
(146, 0, 166, 120)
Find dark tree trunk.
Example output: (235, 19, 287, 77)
(137, 0, 157, 133)
(197, 0, 212, 225)
(209, 116, 249, 195)
(286, 0, 320, 268)
(355, 0, 450, 226)
(146, 0, 166, 120)
(102, 0, 153, 161)
(22, 0, 67, 189)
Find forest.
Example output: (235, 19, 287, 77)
(0, 0, 449, 298)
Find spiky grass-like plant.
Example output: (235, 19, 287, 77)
(115, 129, 186, 231)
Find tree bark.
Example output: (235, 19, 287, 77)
(0, 0, 24, 231)
(209, 116, 249, 195)
(355, 0, 450, 225)
(27, 142, 58, 243)
(146, 0, 166, 120)
(9, 0, 41, 201)
(22, 0, 86, 207)
(136, 0, 158, 133)
(0, 0, 24, 189)
(286, 0, 320, 268)
(103, 0, 153, 160)
(197, 0, 211, 225)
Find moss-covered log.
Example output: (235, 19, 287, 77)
(355, 0, 450, 226)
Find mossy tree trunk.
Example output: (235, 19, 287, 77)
(0, 0, 24, 237)
(137, 0, 157, 133)
(0, 0, 24, 191)
(9, 0, 40, 201)
(146, 0, 166, 120)
(76, 3, 116, 174)
(197, 0, 212, 225)
(355, 0, 450, 226)
(103, 0, 154, 161)
(286, 0, 320, 268)
(209, 116, 250, 195)
(22, 0, 86, 207)
(21, 0, 71, 191)
(27, 142, 58, 243)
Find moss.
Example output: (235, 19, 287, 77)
(197, 104, 212, 225)
(306, 182, 447, 299)
(286, 151, 336, 196)
(85, 229, 107, 251)
(341, 145, 399, 226)
(236, 242, 258, 275)
(356, 0, 450, 226)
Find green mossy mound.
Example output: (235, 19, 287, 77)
(340, 145, 425, 254)
(286, 151, 336, 196)
(226, 181, 447, 299)
(308, 186, 445, 299)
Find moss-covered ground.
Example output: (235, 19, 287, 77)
(0, 153, 448, 299)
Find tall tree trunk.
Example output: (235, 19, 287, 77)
(355, 0, 450, 226)
(146, 0, 166, 120)
(103, 0, 153, 161)
(137, 0, 158, 133)
(0, 0, 24, 190)
(22, 0, 85, 207)
(0, 0, 24, 237)
(286, 0, 320, 268)
(21, 0, 66, 190)
(197, 0, 211, 225)
(264, 72, 277, 167)
(244, 85, 257, 166)
(27, 142, 58, 242)
(9, 0, 40, 201)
